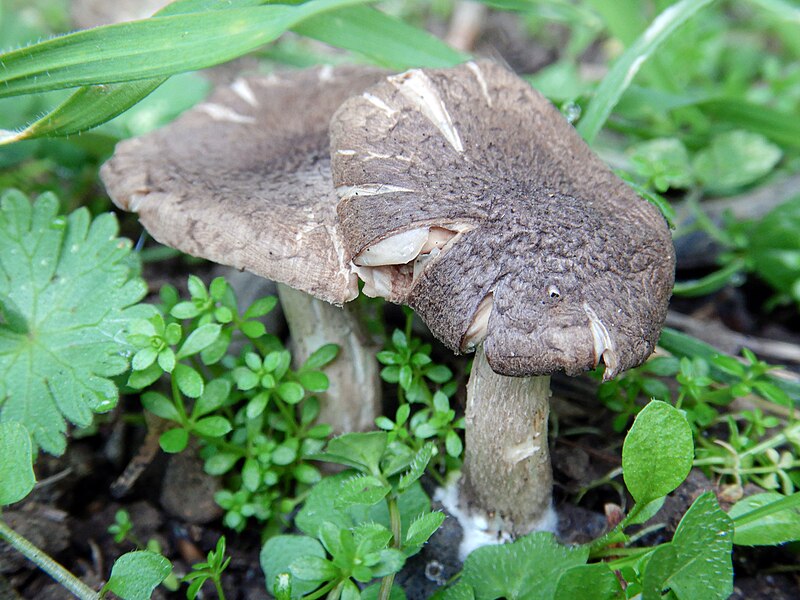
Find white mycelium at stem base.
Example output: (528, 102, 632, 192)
(438, 345, 557, 559)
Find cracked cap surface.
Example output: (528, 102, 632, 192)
(330, 61, 675, 377)
(101, 66, 386, 305)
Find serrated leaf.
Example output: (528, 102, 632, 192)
(642, 492, 733, 600)
(693, 130, 782, 194)
(296, 473, 429, 540)
(106, 551, 172, 600)
(0, 191, 151, 454)
(336, 474, 391, 508)
(399, 443, 434, 491)
(622, 400, 693, 504)
(0, 421, 35, 505)
(729, 492, 800, 546)
(405, 511, 446, 549)
(460, 532, 589, 600)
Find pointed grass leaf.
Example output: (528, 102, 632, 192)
(577, 0, 716, 144)
(0, 191, 151, 454)
(460, 532, 589, 600)
(0, 422, 35, 505)
(642, 492, 733, 600)
(0, 0, 377, 99)
(622, 400, 693, 505)
(729, 492, 800, 546)
(295, 6, 465, 69)
(106, 551, 172, 600)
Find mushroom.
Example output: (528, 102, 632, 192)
(100, 65, 388, 433)
(327, 61, 675, 551)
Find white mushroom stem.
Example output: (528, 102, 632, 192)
(459, 345, 557, 540)
(276, 284, 380, 433)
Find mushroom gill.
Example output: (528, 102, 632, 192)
(351, 225, 471, 298)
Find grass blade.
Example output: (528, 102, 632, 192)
(294, 6, 466, 69)
(0, 79, 166, 144)
(576, 0, 717, 144)
(0, 0, 372, 98)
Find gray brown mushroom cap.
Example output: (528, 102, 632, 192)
(330, 61, 675, 377)
(101, 66, 386, 305)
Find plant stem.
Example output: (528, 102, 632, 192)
(0, 520, 99, 600)
(301, 579, 337, 600)
(214, 577, 226, 600)
(378, 496, 403, 600)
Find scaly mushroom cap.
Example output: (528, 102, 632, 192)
(330, 61, 675, 377)
(101, 66, 386, 305)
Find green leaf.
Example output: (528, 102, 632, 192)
(361, 583, 407, 600)
(289, 555, 338, 583)
(577, 0, 716, 144)
(398, 443, 434, 491)
(0, 191, 151, 454)
(729, 492, 800, 546)
(555, 563, 624, 600)
(193, 378, 231, 417)
(192, 416, 232, 438)
(693, 130, 782, 194)
(405, 511, 446, 549)
(159, 428, 189, 453)
(303, 343, 340, 370)
(174, 363, 204, 399)
(0, 0, 377, 98)
(0, 0, 227, 142)
(296, 473, 429, 540)
(642, 492, 733, 600)
(319, 432, 388, 474)
(622, 400, 693, 504)
(141, 391, 181, 422)
(204, 452, 239, 476)
(460, 532, 589, 599)
(336, 474, 391, 508)
(243, 295, 277, 320)
(0, 421, 35, 505)
(106, 551, 172, 600)
(298, 371, 329, 393)
(278, 381, 305, 405)
(176, 323, 221, 359)
(296, 6, 465, 69)
(747, 194, 800, 303)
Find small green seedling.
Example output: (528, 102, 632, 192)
(183, 536, 231, 600)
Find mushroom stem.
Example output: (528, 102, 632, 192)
(276, 284, 381, 434)
(460, 345, 555, 537)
